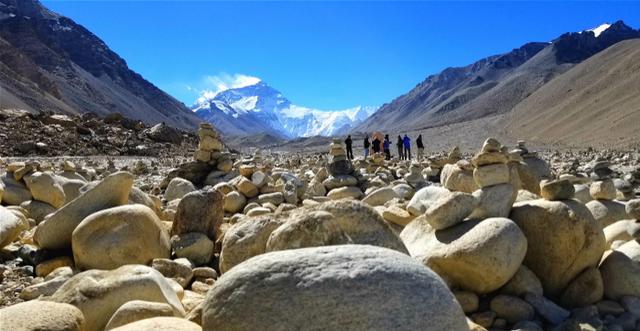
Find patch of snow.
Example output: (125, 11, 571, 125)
(582, 23, 611, 38)
(230, 96, 259, 113)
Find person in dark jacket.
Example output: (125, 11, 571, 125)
(403, 134, 411, 160)
(383, 134, 391, 160)
(372, 136, 381, 154)
(416, 134, 424, 160)
(396, 136, 404, 160)
(345, 135, 353, 160)
(363, 135, 370, 158)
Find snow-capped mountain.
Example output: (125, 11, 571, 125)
(192, 81, 377, 138)
(582, 23, 612, 38)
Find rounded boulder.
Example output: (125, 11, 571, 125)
(510, 199, 605, 296)
(72, 204, 171, 270)
(400, 217, 527, 294)
(202, 245, 468, 331)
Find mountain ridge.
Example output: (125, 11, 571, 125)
(192, 81, 377, 138)
(0, 0, 201, 130)
(356, 20, 640, 134)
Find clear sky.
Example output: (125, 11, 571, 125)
(42, 1, 640, 110)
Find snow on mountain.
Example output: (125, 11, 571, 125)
(192, 81, 377, 138)
(583, 23, 612, 37)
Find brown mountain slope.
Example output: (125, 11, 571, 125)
(0, 0, 200, 130)
(502, 39, 640, 149)
(356, 21, 640, 136)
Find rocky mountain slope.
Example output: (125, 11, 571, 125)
(502, 39, 640, 148)
(356, 21, 640, 138)
(193, 81, 376, 138)
(0, 109, 196, 157)
(0, 0, 200, 130)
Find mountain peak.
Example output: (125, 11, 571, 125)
(0, 0, 59, 20)
(553, 20, 640, 63)
(585, 23, 611, 37)
(192, 80, 377, 138)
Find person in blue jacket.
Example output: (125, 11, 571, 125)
(403, 134, 411, 160)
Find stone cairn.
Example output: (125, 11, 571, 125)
(161, 123, 234, 189)
(404, 162, 426, 189)
(469, 138, 515, 219)
(327, 138, 354, 177)
(194, 123, 223, 163)
(590, 160, 616, 200)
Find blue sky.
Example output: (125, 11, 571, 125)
(42, 1, 640, 110)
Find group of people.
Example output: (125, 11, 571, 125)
(344, 133, 424, 161)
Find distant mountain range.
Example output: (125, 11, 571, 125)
(0, 0, 200, 130)
(356, 21, 640, 138)
(0, 0, 638, 147)
(192, 81, 377, 138)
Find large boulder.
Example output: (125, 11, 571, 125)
(559, 266, 603, 308)
(0, 205, 28, 247)
(202, 245, 468, 331)
(58, 177, 86, 204)
(34, 171, 134, 249)
(24, 171, 66, 208)
(327, 186, 364, 200)
(72, 204, 170, 270)
(46, 265, 185, 331)
(362, 187, 400, 206)
(440, 162, 478, 193)
(306, 200, 408, 253)
(509, 199, 605, 296)
(600, 239, 640, 300)
(519, 156, 552, 195)
(586, 199, 628, 229)
(1, 173, 32, 205)
(111, 317, 201, 331)
(424, 191, 477, 230)
(172, 232, 215, 266)
(0, 300, 85, 331)
(144, 123, 184, 144)
(20, 200, 57, 224)
(104, 300, 176, 330)
(406, 186, 451, 216)
(323, 175, 358, 190)
(220, 200, 408, 273)
(164, 178, 196, 202)
(265, 210, 352, 252)
(223, 191, 246, 214)
(469, 183, 516, 219)
(603, 219, 640, 249)
(219, 214, 286, 273)
(400, 217, 526, 294)
(171, 189, 223, 241)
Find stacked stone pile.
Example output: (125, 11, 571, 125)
(586, 161, 630, 229)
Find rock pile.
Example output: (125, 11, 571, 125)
(0, 109, 196, 157)
(1, 132, 640, 331)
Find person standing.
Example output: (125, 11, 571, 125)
(363, 135, 370, 159)
(403, 134, 411, 160)
(416, 134, 424, 160)
(396, 136, 404, 160)
(345, 135, 353, 160)
(383, 134, 391, 160)
(372, 136, 381, 154)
